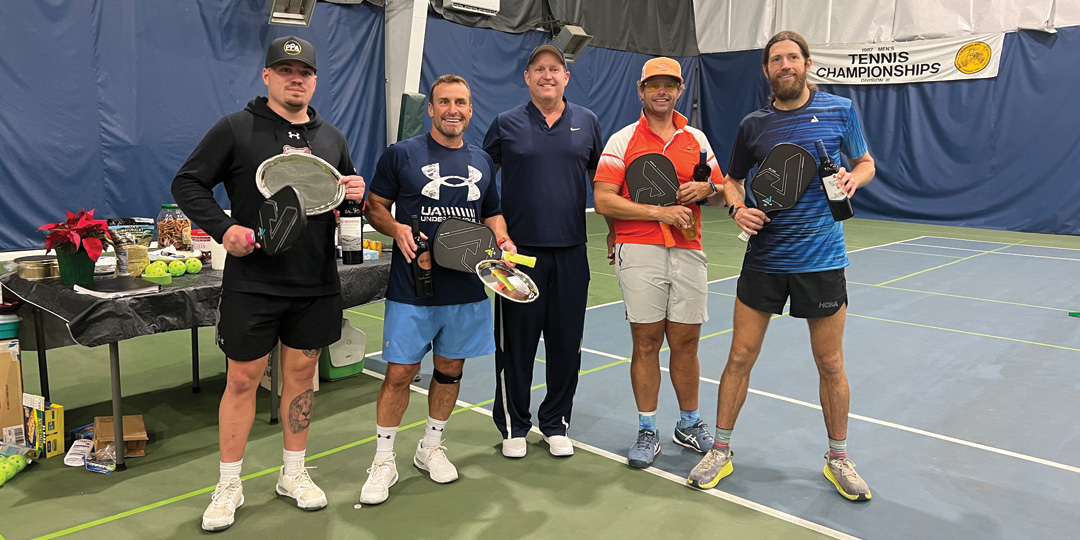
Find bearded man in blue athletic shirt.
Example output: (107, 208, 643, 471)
(687, 31, 876, 502)
(482, 44, 603, 459)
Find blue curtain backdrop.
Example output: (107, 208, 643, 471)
(420, 14, 698, 144)
(699, 29, 1080, 235)
(0, 0, 385, 251)
(418, 14, 698, 207)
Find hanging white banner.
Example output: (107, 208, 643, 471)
(807, 33, 1005, 85)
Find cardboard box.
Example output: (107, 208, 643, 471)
(22, 393, 64, 458)
(93, 415, 148, 457)
(1, 340, 26, 445)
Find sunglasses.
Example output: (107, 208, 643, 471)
(644, 81, 680, 92)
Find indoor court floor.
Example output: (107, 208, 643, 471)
(2, 213, 1078, 540)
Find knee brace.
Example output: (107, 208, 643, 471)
(432, 368, 462, 385)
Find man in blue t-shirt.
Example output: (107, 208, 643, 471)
(360, 74, 516, 505)
(482, 44, 603, 459)
(687, 31, 876, 502)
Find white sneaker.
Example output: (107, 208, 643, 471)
(502, 437, 527, 458)
(360, 453, 398, 505)
(201, 478, 244, 532)
(413, 440, 458, 483)
(543, 434, 575, 457)
(275, 466, 327, 510)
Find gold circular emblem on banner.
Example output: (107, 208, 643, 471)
(955, 41, 991, 74)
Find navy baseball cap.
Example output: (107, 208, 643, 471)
(265, 36, 317, 72)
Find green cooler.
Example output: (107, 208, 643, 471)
(319, 318, 366, 381)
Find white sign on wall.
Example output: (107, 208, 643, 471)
(807, 33, 1005, 85)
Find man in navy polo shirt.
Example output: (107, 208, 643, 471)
(482, 44, 603, 459)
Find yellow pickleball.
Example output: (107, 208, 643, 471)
(168, 259, 187, 276)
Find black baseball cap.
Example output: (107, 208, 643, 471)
(265, 36, 317, 72)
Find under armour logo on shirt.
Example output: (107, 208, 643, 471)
(420, 163, 483, 201)
(288, 131, 301, 139)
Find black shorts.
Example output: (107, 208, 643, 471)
(217, 290, 342, 361)
(736, 268, 847, 319)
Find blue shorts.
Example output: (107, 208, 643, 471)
(381, 300, 495, 364)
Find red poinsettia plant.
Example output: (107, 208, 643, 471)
(38, 208, 112, 262)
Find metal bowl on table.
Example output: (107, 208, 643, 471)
(14, 255, 60, 280)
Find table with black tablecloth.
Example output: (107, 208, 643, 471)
(0, 258, 389, 469)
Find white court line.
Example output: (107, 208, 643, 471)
(580, 342, 1080, 475)
(652, 367, 1080, 476)
(913, 236, 1080, 253)
(897, 241, 1080, 262)
(465, 391, 863, 540)
(361, 348, 861, 540)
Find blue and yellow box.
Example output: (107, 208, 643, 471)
(22, 393, 64, 459)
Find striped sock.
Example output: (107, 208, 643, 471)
(638, 411, 657, 433)
(677, 409, 702, 430)
(829, 438, 847, 457)
(714, 427, 733, 448)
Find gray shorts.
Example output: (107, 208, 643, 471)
(614, 243, 709, 324)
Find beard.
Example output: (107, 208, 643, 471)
(434, 116, 467, 139)
(280, 87, 308, 110)
(770, 69, 807, 101)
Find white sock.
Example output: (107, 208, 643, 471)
(219, 460, 242, 483)
(423, 416, 448, 448)
(283, 448, 305, 474)
(375, 425, 398, 460)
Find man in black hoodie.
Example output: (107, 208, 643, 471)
(172, 35, 366, 532)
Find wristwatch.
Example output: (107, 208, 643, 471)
(728, 203, 746, 218)
(708, 182, 719, 196)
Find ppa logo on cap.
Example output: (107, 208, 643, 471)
(654, 62, 674, 72)
(283, 39, 303, 56)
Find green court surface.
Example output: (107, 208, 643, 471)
(2, 212, 1078, 540)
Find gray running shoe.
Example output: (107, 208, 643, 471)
(823, 453, 872, 501)
(673, 420, 714, 453)
(627, 429, 661, 469)
(686, 446, 733, 490)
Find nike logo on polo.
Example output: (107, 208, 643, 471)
(570, 127, 581, 131)
(810, 116, 819, 123)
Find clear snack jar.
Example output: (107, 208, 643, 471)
(156, 204, 192, 251)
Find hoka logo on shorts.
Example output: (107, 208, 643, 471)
(819, 301, 840, 308)
(420, 163, 483, 201)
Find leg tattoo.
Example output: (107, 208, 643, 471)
(289, 389, 315, 434)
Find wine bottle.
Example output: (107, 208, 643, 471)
(410, 215, 434, 298)
(815, 139, 854, 221)
(692, 149, 712, 204)
(340, 200, 364, 265)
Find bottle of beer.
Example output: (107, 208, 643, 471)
(815, 139, 854, 221)
(410, 215, 434, 298)
(340, 200, 365, 265)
